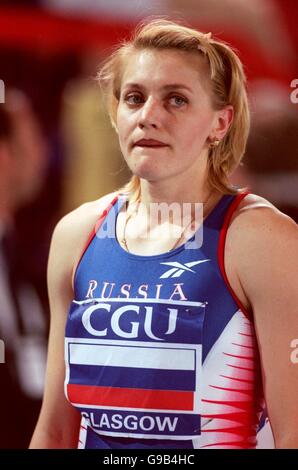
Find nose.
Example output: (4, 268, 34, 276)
(137, 97, 162, 129)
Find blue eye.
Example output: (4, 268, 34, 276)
(169, 95, 188, 107)
(123, 93, 188, 108)
(124, 94, 143, 105)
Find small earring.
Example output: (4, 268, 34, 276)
(209, 139, 220, 149)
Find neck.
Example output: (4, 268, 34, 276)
(135, 156, 213, 207)
(137, 179, 214, 212)
(120, 182, 219, 255)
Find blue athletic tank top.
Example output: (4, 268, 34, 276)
(64, 192, 265, 449)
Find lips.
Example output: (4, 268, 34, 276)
(134, 139, 168, 147)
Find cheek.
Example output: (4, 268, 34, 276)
(116, 114, 135, 163)
(116, 108, 133, 143)
(182, 116, 213, 148)
(115, 117, 127, 150)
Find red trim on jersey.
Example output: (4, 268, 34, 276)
(201, 441, 255, 449)
(71, 194, 120, 290)
(67, 384, 194, 411)
(218, 192, 252, 321)
(201, 410, 257, 425)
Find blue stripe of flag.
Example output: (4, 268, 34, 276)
(69, 364, 195, 391)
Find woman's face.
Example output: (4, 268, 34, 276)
(116, 49, 227, 183)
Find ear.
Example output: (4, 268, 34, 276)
(209, 105, 234, 141)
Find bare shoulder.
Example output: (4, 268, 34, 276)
(224, 197, 298, 447)
(229, 192, 298, 242)
(53, 191, 119, 245)
(48, 191, 120, 289)
(226, 192, 298, 304)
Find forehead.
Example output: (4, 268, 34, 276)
(120, 49, 210, 93)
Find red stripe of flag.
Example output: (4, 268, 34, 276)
(68, 384, 194, 411)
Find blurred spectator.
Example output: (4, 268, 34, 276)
(61, 50, 130, 213)
(0, 89, 48, 448)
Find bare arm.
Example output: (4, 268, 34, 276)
(29, 215, 81, 448)
(29, 192, 118, 448)
(229, 198, 298, 448)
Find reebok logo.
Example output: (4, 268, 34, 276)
(159, 260, 210, 279)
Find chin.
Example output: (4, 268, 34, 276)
(127, 156, 158, 178)
(132, 166, 167, 182)
(131, 167, 160, 181)
(127, 152, 177, 181)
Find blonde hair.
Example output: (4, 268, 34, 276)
(97, 18, 250, 200)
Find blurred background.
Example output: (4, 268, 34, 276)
(0, 0, 297, 449)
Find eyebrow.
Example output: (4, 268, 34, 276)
(122, 83, 194, 94)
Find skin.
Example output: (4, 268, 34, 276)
(114, 48, 233, 254)
(30, 49, 298, 449)
(116, 49, 233, 205)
